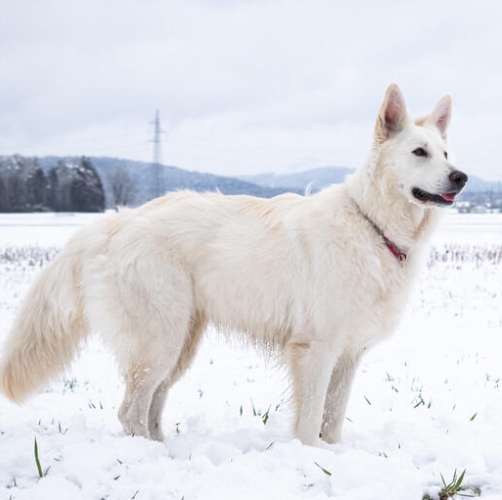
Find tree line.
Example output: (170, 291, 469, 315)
(0, 155, 105, 212)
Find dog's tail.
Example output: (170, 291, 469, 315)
(0, 243, 89, 403)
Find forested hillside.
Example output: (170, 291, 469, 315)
(0, 155, 105, 212)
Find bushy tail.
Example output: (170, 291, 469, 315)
(0, 247, 89, 402)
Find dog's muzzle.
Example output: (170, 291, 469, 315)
(412, 169, 468, 206)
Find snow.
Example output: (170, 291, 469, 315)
(0, 211, 501, 500)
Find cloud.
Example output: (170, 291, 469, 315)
(1, 0, 501, 179)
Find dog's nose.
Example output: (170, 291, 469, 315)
(449, 170, 468, 189)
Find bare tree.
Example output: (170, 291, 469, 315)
(107, 166, 136, 207)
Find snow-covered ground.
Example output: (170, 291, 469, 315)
(0, 211, 501, 500)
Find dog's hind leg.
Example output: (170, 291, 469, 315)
(112, 274, 195, 439)
(147, 379, 172, 441)
(148, 312, 207, 441)
(118, 358, 168, 439)
(320, 350, 361, 444)
(117, 324, 191, 440)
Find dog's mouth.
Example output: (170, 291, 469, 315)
(412, 187, 458, 206)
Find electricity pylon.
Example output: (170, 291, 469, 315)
(150, 109, 164, 198)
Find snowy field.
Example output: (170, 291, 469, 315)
(0, 211, 501, 500)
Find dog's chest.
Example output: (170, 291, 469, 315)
(343, 259, 415, 347)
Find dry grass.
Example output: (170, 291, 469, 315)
(428, 244, 502, 268)
(1, 243, 500, 269)
(0, 246, 60, 267)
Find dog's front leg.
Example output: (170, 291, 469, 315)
(286, 341, 335, 447)
(320, 350, 362, 444)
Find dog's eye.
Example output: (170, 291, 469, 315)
(444, 151, 448, 159)
(412, 147, 428, 157)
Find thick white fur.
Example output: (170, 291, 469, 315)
(0, 85, 464, 446)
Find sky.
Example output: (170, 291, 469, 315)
(1, 0, 502, 181)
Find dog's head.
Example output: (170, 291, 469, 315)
(374, 84, 467, 207)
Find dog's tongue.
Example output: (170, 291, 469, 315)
(441, 193, 456, 202)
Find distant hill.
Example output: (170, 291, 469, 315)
(39, 156, 299, 207)
(239, 166, 500, 196)
(237, 166, 354, 193)
(461, 175, 501, 193)
(37, 157, 501, 209)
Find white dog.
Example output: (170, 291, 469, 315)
(0, 85, 467, 446)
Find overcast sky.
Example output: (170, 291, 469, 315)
(1, 0, 502, 181)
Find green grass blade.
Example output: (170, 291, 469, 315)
(34, 437, 43, 478)
(314, 461, 332, 476)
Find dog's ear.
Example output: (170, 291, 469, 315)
(428, 95, 452, 139)
(375, 84, 408, 143)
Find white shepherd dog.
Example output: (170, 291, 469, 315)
(0, 85, 467, 446)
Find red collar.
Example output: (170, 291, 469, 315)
(380, 233, 407, 264)
(351, 199, 407, 265)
